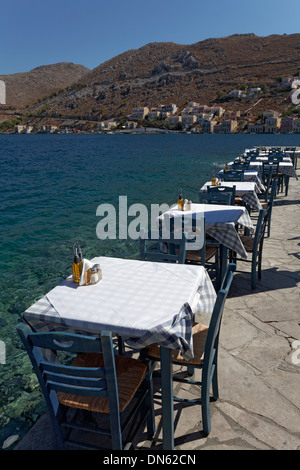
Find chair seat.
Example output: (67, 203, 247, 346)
(147, 322, 208, 365)
(57, 353, 147, 414)
(240, 235, 254, 252)
(235, 197, 243, 204)
(182, 245, 218, 263)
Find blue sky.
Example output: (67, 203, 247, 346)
(1, 0, 299, 75)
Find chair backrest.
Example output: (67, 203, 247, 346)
(231, 162, 249, 170)
(199, 190, 232, 205)
(262, 166, 273, 201)
(16, 325, 121, 436)
(202, 263, 235, 380)
(223, 170, 244, 182)
(268, 156, 283, 162)
(252, 208, 267, 254)
(263, 161, 279, 178)
(268, 177, 277, 207)
(140, 229, 187, 264)
(207, 185, 236, 205)
(169, 216, 206, 264)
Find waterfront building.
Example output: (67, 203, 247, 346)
(214, 120, 238, 133)
(167, 115, 182, 126)
(293, 118, 300, 133)
(265, 117, 281, 133)
(181, 114, 197, 128)
(201, 120, 217, 133)
(14, 125, 26, 133)
(247, 124, 265, 133)
(0, 80, 5, 105)
(280, 117, 295, 133)
(98, 119, 117, 131)
(124, 121, 137, 129)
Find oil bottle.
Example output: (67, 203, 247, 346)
(177, 189, 184, 211)
(72, 243, 81, 283)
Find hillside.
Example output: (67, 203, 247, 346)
(26, 33, 300, 123)
(2, 33, 300, 130)
(0, 62, 90, 109)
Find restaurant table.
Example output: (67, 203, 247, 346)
(218, 169, 265, 191)
(158, 202, 254, 279)
(200, 181, 263, 212)
(23, 255, 217, 450)
(229, 159, 298, 179)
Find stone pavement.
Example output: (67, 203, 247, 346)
(15, 169, 300, 451)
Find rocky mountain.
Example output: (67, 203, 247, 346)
(3, 34, 300, 124)
(0, 62, 90, 109)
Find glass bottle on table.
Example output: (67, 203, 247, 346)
(72, 253, 81, 283)
(177, 189, 184, 211)
(211, 174, 216, 186)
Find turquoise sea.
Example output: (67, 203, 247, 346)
(0, 132, 299, 446)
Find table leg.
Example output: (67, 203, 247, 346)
(160, 346, 174, 450)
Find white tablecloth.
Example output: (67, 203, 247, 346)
(24, 256, 217, 360)
(158, 203, 253, 259)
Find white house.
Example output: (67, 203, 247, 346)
(181, 114, 197, 127)
(0, 80, 5, 104)
(98, 120, 117, 131)
(167, 115, 182, 126)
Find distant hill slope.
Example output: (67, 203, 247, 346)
(30, 33, 300, 121)
(3, 34, 300, 121)
(0, 62, 90, 109)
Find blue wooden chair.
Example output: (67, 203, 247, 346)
(223, 170, 244, 182)
(140, 229, 187, 264)
(232, 209, 268, 289)
(16, 325, 155, 450)
(260, 177, 277, 238)
(206, 185, 236, 205)
(231, 162, 249, 170)
(199, 190, 232, 205)
(168, 216, 221, 289)
(143, 263, 235, 436)
(259, 165, 273, 203)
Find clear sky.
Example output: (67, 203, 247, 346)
(1, 0, 299, 75)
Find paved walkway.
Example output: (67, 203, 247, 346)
(15, 169, 300, 451)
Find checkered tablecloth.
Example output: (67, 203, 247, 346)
(23, 257, 217, 360)
(158, 203, 254, 259)
(229, 160, 298, 179)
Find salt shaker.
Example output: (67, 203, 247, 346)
(89, 264, 102, 284)
(185, 200, 192, 211)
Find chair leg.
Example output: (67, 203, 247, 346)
(251, 259, 257, 290)
(211, 362, 219, 401)
(146, 364, 156, 437)
(201, 372, 211, 436)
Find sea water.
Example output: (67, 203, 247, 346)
(0, 132, 299, 444)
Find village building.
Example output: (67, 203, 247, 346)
(130, 107, 149, 121)
(264, 117, 281, 133)
(201, 120, 218, 133)
(98, 119, 117, 131)
(280, 117, 295, 133)
(247, 124, 265, 134)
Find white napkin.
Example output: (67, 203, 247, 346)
(79, 258, 94, 286)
